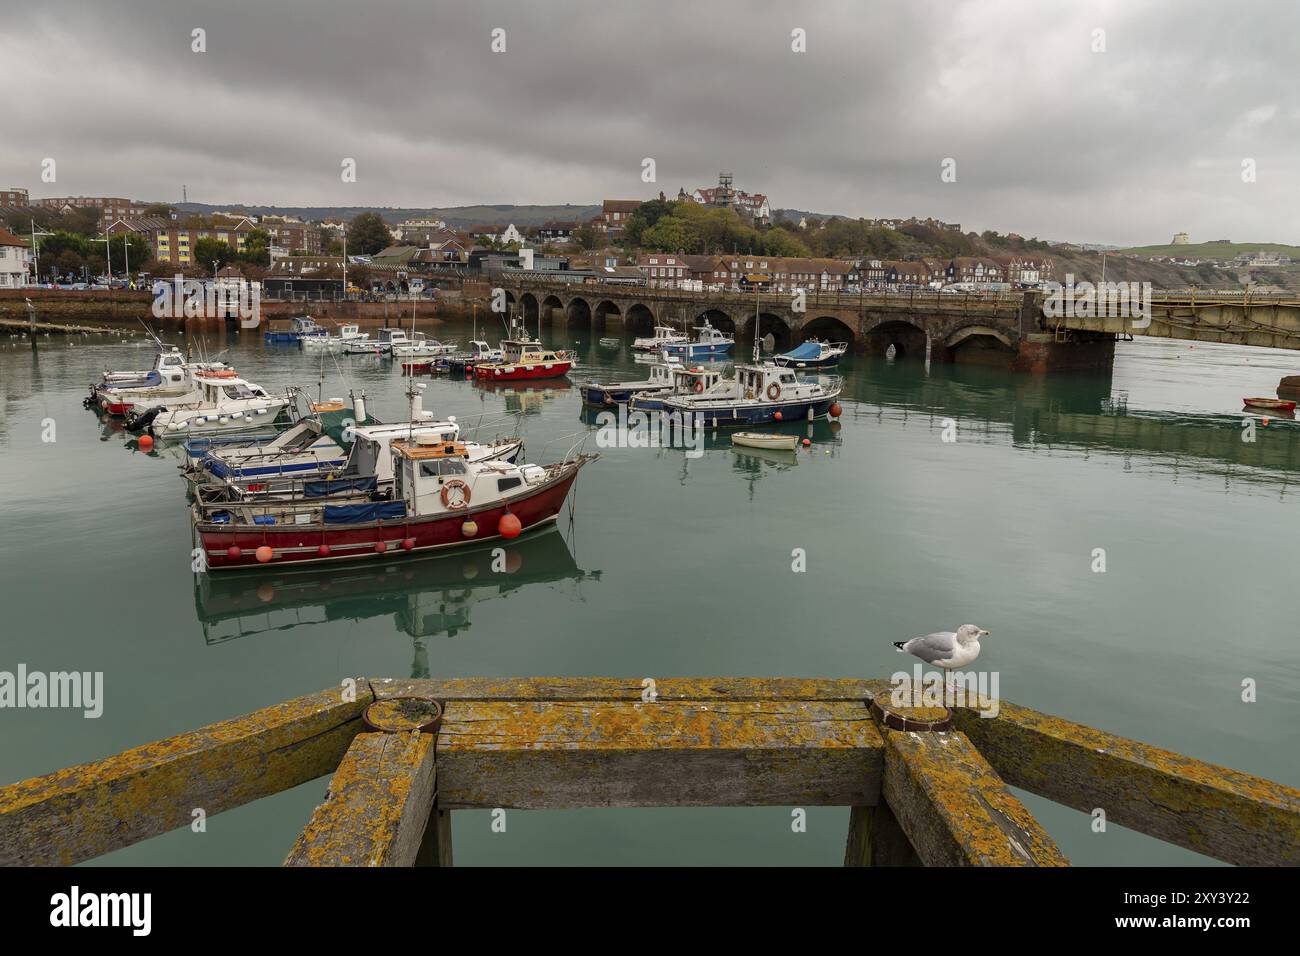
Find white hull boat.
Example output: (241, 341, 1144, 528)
(732, 432, 800, 451)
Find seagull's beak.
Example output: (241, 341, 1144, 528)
(979, 629, 990, 638)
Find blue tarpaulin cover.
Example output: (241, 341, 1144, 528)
(322, 501, 406, 524)
(780, 341, 822, 360)
(305, 475, 378, 498)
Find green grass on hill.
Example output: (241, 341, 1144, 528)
(1120, 240, 1300, 260)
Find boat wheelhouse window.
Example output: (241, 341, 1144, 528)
(419, 459, 467, 478)
(780, 374, 796, 384)
(497, 476, 522, 492)
(223, 384, 256, 399)
(163, 356, 182, 366)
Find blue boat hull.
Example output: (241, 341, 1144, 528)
(662, 396, 838, 428)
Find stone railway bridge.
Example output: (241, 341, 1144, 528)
(498, 277, 1300, 374)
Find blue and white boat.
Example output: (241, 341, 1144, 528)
(657, 362, 842, 427)
(579, 359, 681, 406)
(660, 321, 734, 360)
(264, 315, 327, 343)
(654, 295, 842, 427)
(632, 325, 688, 352)
(628, 364, 728, 412)
(773, 338, 849, 369)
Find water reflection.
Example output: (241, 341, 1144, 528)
(194, 527, 601, 675)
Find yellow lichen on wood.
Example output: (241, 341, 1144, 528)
(434, 699, 884, 808)
(950, 700, 1300, 866)
(881, 727, 1069, 867)
(285, 731, 438, 867)
(0, 682, 372, 866)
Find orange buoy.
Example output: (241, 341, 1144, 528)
(1262, 416, 1271, 426)
(402, 537, 416, 550)
(802, 438, 811, 446)
(226, 545, 241, 559)
(773, 411, 783, 421)
(829, 402, 842, 418)
(138, 434, 154, 451)
(498, 512, 522, 538)
(375, 541, 388, 554)
(461, 519, 478, 537)
(318, 544, 331, 557)
(255, 545, 273, 563)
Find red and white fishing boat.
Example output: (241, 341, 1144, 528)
(472, 335, 573, 382)
(193, 435, 597, 570)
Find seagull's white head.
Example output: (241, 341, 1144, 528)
(957, 624, 990, 641)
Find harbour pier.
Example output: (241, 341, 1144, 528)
(2, 677, 1296, 867)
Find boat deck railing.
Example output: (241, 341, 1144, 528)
(2, 676, 1295, 867)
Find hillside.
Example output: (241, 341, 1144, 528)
(1120, 240, 1300, 260)
(174, 203, 601, 228)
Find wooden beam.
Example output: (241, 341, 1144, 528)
(844, 802, 920, 866)
(435, 699, 883, 809)
(950, 701, 1300, 866)
(0, 683, 371, 866)
(372, 676, 874, 703)
(881, 727, 1069, 867)
(285, 730, 437, 867)
(415, 807, 453, 867)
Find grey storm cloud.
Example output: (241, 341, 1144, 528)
(1, 0, 1297, 245)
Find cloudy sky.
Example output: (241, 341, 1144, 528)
(2, 0, 1296, 246)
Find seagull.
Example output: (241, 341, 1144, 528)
(894, 624, 989, 687)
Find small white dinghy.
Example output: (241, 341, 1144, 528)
(731, 432, 799, 451)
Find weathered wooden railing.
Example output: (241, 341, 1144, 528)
(2, 678, 1297, 867)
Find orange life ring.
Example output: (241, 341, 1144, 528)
(766, 382, 781, 401)
(693, 380, 705, 393)
(440, 479, 471, 509)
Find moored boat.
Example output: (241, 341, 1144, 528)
(773, 338, 849, 369)
(264, 315, 327, 343)
(732, 432, 800, 451)
(193, 437, 597, 570)
(628, 364, 727, 412)
(472, 335, 573, 382)
(632, 325, 688, 352)
(654, 294, 842, 427)
(301, 324, 369, 352)
(579, 358, 681, 406)
(1242, 397, 1297, 412)
(130, 372, 293, 440)
(87, 345, 236, 416)
(660, 321, 734, 360)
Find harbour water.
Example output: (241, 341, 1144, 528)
(1, 324, 1297, 865)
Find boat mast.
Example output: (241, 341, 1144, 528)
(752, 287, 760, 364)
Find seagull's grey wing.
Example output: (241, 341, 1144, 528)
(902, 632, 958, 663)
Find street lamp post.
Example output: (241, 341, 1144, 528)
(91, 237, 111, 286)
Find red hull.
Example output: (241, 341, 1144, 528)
(1242, 398, 1296, 412)
(198, 470, 581, 570)
(474, 360, 572, 382)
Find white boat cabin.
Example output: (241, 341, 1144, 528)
(376, 328, 411, 349)
(633, 326, 688, 349)
(345, 421, 461, 484)
(500, 337, 563, 365)
(391, 436, 548, 518)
